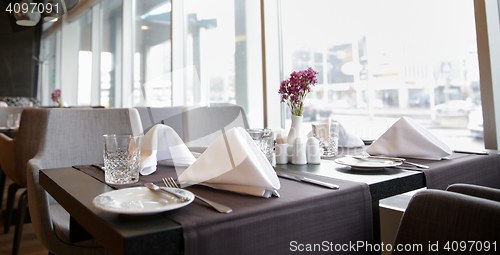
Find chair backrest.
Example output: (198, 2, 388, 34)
(392, 189, 500, 254)
(26, 108, 142, 254)
(32, 108, 142, 168)
(447, 183, 500, 202)
(182, 104, 249, 147)
(134, 106, 184, 139)
(0, 108, 47, 186)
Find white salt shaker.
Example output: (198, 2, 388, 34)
(292, 137, 307, 165)
(306, 137, 321, 164)
(275, 144, 289, 164)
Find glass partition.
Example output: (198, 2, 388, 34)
(280, 0, 483, 150)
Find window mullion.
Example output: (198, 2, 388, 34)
(91, 4, 101, 106)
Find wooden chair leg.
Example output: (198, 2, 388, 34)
(4, 183, 22, 234)
(12, 190, 28, 255)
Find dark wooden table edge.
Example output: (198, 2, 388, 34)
(39, 167, 184, 255)
(369, 171, 426, 249)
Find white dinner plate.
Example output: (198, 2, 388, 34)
(157, 160, 191, 168)
(334, 156, 403, 170)
(92, 187, 194, 215)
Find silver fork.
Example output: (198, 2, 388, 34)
(359, 152, 429, 169)
(162, 177, 232, 214)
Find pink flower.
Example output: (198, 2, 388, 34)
(278, 67, 319, 116)
(51, 89, 64, 107)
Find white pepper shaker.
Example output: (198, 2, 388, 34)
(307, 137, 321, 164)
(292, 137, 307, 165)
(275, 144, 289, 164)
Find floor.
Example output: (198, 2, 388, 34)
(0, 177, 48, 255)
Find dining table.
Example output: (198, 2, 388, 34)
(38, 148, 500, 255)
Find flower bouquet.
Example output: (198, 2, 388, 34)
(51, 89, 64, 108)
(278, 67, 319, 162)
(278, 67, 319, 116)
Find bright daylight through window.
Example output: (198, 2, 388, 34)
(281, 0, 483, 150)
(133, 0, 264, 127)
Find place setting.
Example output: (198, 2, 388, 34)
(74, 124, 197, 215)
(85, 120, 353, 218)
(84, 124, 285, 216)
(333, 116, 452, 171)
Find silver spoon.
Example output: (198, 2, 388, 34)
(145, 183, 190, 202)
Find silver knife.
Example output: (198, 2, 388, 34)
(276, 172, 339, 189)
(453, 150, 489, 155)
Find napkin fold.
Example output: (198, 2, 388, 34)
(178, 127, 280, 198)
(140, 124, 196, 175)
(307, 118, 364, 148)
(366, 116, 452, 160)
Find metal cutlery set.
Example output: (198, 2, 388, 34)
(351, 155, 430, 169)
(276, 172, 339, 189)
(145, 177, 233, 214)
(145, 173, 340, 213)
(105, 153, 433, 215)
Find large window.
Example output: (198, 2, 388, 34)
(280, 0, 483, 150)
(100, 0, 123, 108)
(39, 0, 497, 149)
(39, 31, 60, 106)
(134, 0, 172, 107)
(183, 0, 263, 127)
(63, 10, 92, 107)
(132, 0, 263, 127)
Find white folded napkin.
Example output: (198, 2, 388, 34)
(178, 127, 280, 198)
(366, 116, 452, 160)
(140, 124, 196, 175)
(307, 118, 364, 148)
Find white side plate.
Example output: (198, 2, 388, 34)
(92, 187, 194, 215)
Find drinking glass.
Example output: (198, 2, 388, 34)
(13, 113, 20, 128)
(6, 114, 13, 129)
(312, 120, 340, 156)
(103, 134, 143, 184)
(246, 129, 275, 166)
(6, 113, 20, 129)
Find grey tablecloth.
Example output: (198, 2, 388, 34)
(324, 148, 500, 190)
(407, 152, 500, 190)
(166, 166, 372, 255)
(73, 162, 185, 189)
(74, 164, 373, 255)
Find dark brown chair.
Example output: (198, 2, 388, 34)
(392, 189, 500, 254)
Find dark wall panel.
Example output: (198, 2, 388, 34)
(0, 28, 35, 97)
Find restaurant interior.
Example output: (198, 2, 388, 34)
(1, 0, 500, 254)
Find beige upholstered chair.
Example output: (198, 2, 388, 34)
(134, 106, 184, 138)
(181, 104, 249, 153)
(0, 107, 30, 207)
(25, 108, 142, 255)
(392, 188, 500, 254)
(0, 107, 43, 255)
